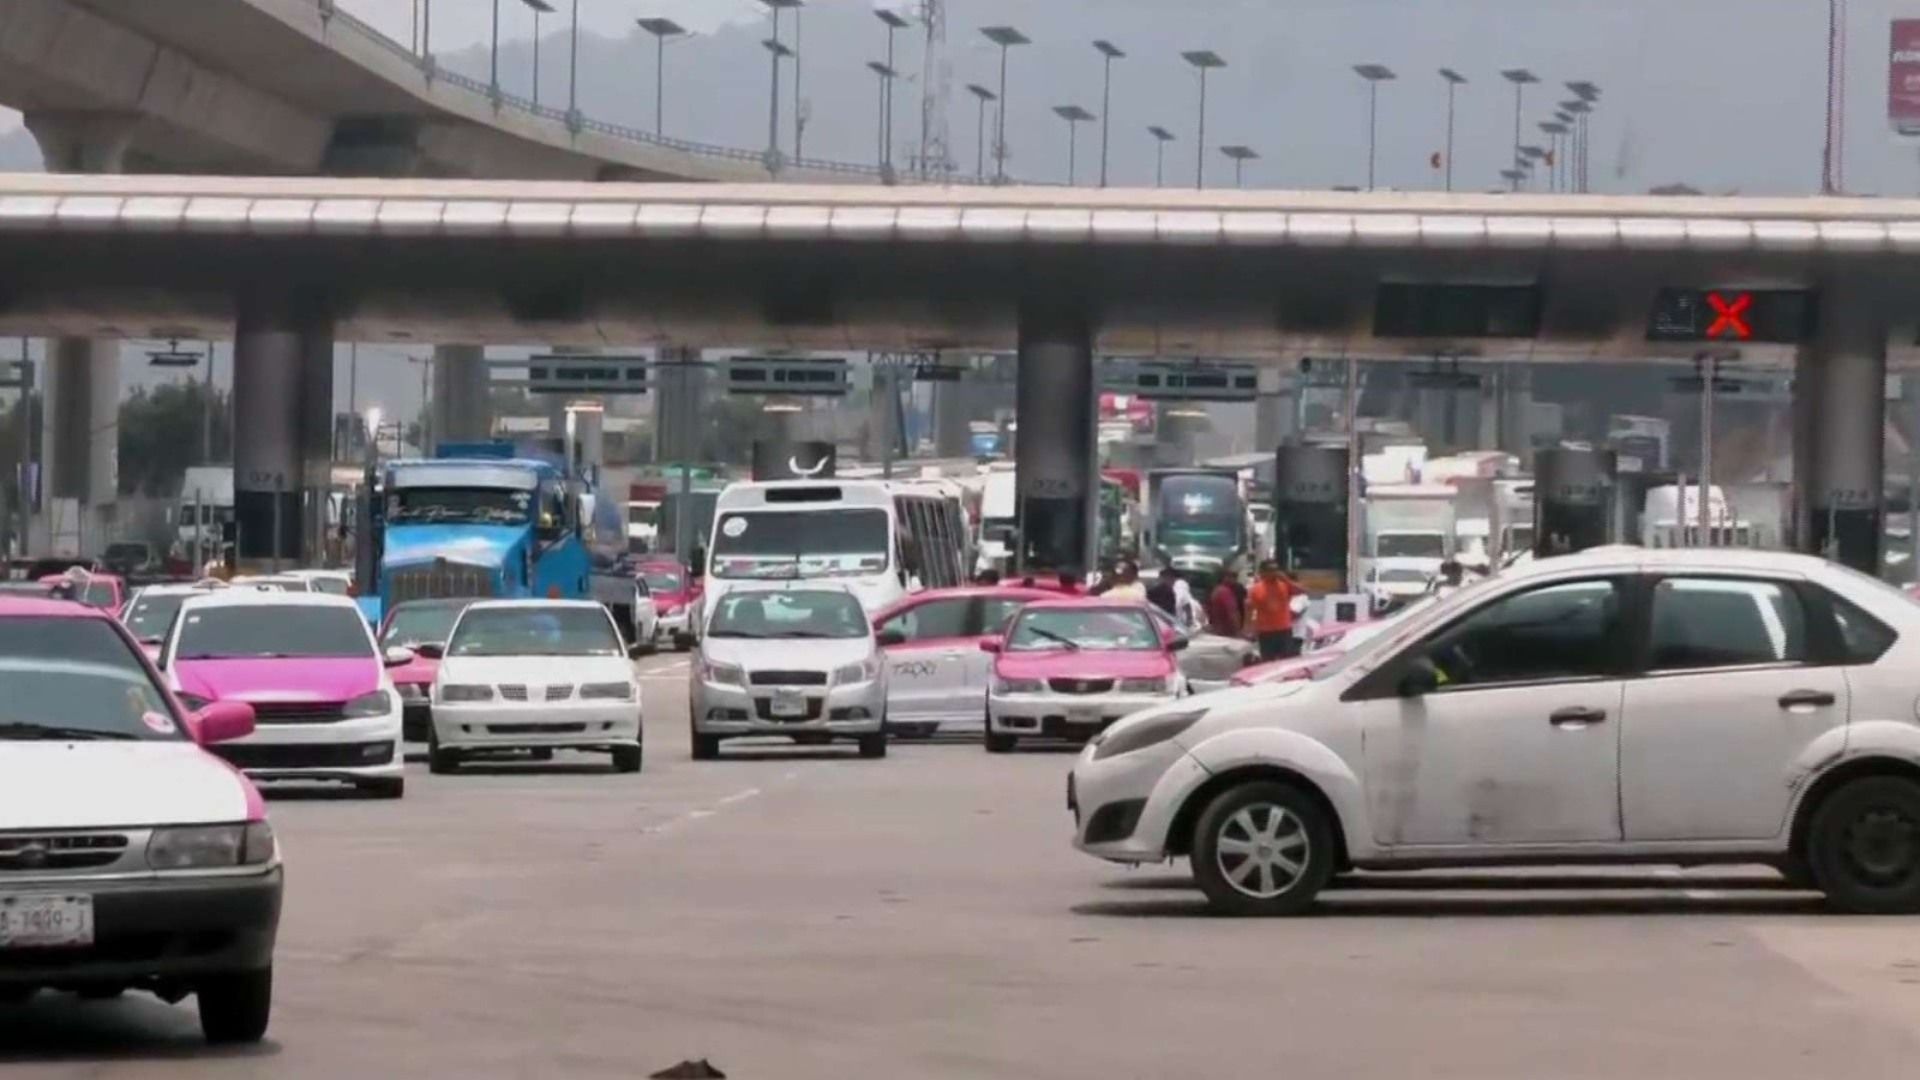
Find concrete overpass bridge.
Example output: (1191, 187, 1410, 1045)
(1, 174, 1911, 573)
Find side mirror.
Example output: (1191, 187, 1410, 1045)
(193, 700, 256, 744)
(413, 642, 445, 660)
(875, 629, 907, 648)
(383, 646, 416, 667)
(979, 636, 1003, 654)
(1168, 636, 1191, 653)
(1397, 657, 1442, 698)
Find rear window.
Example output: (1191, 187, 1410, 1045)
(0, 617, 182, 741)
(176, 605, 373, 660)
(1829, 593, 1897, 664)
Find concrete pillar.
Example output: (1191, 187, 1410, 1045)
(653, 348, 706, 464)
(1254, 367, 1296, 452)
(25, 113, 135, 554)
(233, 299, 332, 566)
(1014, 307, 1098, 576)
(569, 405, 606, 479)
(866, 363, 903, 467)
(931, 353, 977, 459)
(1796, 289, 1887, 572)
(430, 345, 492, 444)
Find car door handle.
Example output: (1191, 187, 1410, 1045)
(1549, 706, 1607, 726)
(1778, 690, 1836, 709)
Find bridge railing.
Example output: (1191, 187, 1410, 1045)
(319, 1, 993, 185)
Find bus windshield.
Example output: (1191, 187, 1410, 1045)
(711, 509, 890, 580)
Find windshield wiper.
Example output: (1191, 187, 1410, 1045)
(1023, 628, 1082, 651)
(0, 721, 138, 742)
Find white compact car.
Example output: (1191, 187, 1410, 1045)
(690, 583, 888, 759)
(0, 597, 282, 1043)
(1070, 548, 1920, 916)
(430, 600, 643, 773)
(162, 591, 409, 799)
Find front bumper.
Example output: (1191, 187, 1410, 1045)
(0, 866, 283, 987)
(433, 699, 641, 750)
(655, 609, 690, 638)
(694, 678, 885, 737)
(1069, 740, 1211, 864)
(208, 711, 403, 783)
(988, 690, 1176, 739)
(396, 684, 433, 741)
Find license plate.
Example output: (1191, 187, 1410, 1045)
(1067, 707, 1102, 726)
(0, 894, 94, 949)
(770, 693, 807, 718)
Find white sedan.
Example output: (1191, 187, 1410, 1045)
(1070, 548, 1920, 916)
(430, 600, 643, 773)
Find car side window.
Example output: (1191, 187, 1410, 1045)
(1826, 593, 1897, 664)
(878, 598, 971, 642)
(975, 598, 1030, 636)
(1419, 578, 1624, 689)
(1648, 577, 1807, 671)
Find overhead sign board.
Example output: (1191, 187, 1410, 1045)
(724, 357, 850, 397)
(524, 354, 652, 395)
(1894, 19, 1920, 135)
(1373, 283, 1542, 339)
(1103, 360, 1258, 402)
(912, 361, 966, 382)
(1646, 288, 1817, 344)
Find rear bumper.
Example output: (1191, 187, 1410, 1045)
(0, 867, 282, 987)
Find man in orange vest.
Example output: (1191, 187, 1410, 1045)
(1246, 559, 1301, 661)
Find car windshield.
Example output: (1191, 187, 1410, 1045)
(1007, 608, 1160, 652)
(448, 607, 621, 657)
(175, 605, 373, 660)
(388, 486, 533, 526)
(641, 569, 685, 593)
(1377, 534, 1446, 559)
(382, 602, 470, 647)
(123, 592, 191, 639)
(707, 589, 869, 639)
(0, 618, 181, 741)
(711, 509, 890, 579)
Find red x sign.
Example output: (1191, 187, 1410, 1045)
(1705, 291, 1752, 340)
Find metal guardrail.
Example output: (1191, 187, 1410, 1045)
(319, 1, 990, 184)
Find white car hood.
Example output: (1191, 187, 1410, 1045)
(700, 636, 874, 673)
(437, 654, 634, 688)
(0, 742, 255, 830)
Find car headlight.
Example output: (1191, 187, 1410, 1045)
(395, 682, 429, 702)
(579, 681, 635, 701)
(1092, 708, 1207, 761)
(992, 676, 1044, 694)
(1117, 675, 1176, 694)
(146, 822, 276, 870)
(175, 692, 211, 712)
(342, 690, 393, 717)
(833, 657, 880, 685)
(702, 660, 745, 686)
(440, 684, 494, 702)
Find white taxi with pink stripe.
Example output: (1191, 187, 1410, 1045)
(0, 597, 283, 1045)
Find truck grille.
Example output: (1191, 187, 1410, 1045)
(387, 562, 496, 604)
(0, 833, 129, 873)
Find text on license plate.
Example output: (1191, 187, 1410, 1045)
(0, 894, 95, 948)
(1067, 707, 1102, 726)
(770, 694, 808, 718)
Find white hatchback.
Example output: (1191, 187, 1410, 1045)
(1070, 548, 1920, 916)
(430, 600, 643, 773)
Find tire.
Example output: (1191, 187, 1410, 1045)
(198, 968, 272, 1045)
(1807, 775, 1920, 914)
(691, 732, 721, 761)
(858, 732, 888, 759)
(611, 745, 643, 773)
(359, 777, 405, 800)
(1189, 781, 1336, 917)
(427, 728, 460, 775)
(984, 714, 1017, 754)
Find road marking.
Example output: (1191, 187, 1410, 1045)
(640, 786, 764, 835)
(716, 787, 761, 805)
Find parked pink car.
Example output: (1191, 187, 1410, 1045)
(163, 590, 408, 799)
(981, 599, 1187, 752)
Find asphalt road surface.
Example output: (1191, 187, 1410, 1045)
(7, 652, 1920, 1078)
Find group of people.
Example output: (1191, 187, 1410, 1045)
(977, 557, 1309, 662)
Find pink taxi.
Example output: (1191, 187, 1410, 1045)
(872, 585, 1055, 736)
(637, 558, 702, 649)
(982, 598, 1186, 752)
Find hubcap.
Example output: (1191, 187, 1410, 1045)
(1215, 802, 1310, 899)
(1843, 807, 1920, 886)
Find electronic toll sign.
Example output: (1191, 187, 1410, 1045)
(1646, 288, 1817, 344)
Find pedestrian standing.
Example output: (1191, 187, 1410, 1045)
(1146, 568, 1179, 616)
(1247, 559, 1301, 661)
(1206, 571, 1243, 637)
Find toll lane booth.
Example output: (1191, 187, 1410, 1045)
(1274, 444, 1350, 593)
(1534, 447, 1618, 557)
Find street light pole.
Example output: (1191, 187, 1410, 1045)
(1539, 121, 1569, 192)
(1500, 68, 1538, 191)
(967, 83, 997, 180)
(793, 6, 804, 160)
(1565, 81, 1600, 193)
(523, 0, 553, 108)
(566, 0, 580, 123)
(1054, 105, 1094, 185)
(877, 10, 909, 174)
(1221, 144, 1258, 188)
(1354, 65, 1396, 191)
(871, 62, 898, 175)
(1148, 125, 1175, 188)
(981, 27, 1030, 185)
(489, 0, 501, 99)
(1438, 68, 1466, 192)
(638, 18, 688, 138)
(1182, 51, 1225, 190)
(1093, 40, 1125, 188)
